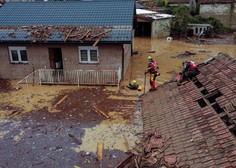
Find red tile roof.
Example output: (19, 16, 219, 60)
(141, 53, 236, 167)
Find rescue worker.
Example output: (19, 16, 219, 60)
(179, 60, 200, 83)
(144, 56, 160, 92)
(126, 80, 139, 90)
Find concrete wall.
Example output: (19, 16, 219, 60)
(123, 44, 132, 79)
(0, 43, 129, 79)
(200, 3, 236, 29)
(151, 18, 171, 38)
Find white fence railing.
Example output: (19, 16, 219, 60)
(17, 68, 122, 87)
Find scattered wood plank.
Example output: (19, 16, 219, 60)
(123, 134, 130, 151)
(68, 133, 82, 145)
(64, 28, 75, 42)
(92, 29, 111, 38)
(115, 154, 134, 168)
(53, 95, 68, 108)
(80, 29, 91, 40)
(96, 141, 104, 161)
(93, 106, 109, 119)
(93, 36, 102, 46)
(145, 50, 156, 53)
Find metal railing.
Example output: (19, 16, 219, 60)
(17, 68, 122, 87)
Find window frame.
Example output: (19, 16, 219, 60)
(78, 46, 99, 64)
(9, 46, 28, 63)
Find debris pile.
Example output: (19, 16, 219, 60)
(0, 25, 112, 44)
(0, 78, 13, 93)
(116, 128, 186, 168)
(171, 51, 196, 59)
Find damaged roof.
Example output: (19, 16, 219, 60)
(141, 53, 236, 167)
(0, 0, 135, 43)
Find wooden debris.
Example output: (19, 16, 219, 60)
(115, 154, 134, 168)
(14, 134, 24, 146)
(145, 50, 156, 53)
(171, 50, 196, 59)
(8, 110, 20, 116)
(64, 27, 75, 42)
(53, 95, 68, 108)
(96, 141, 104, 161)
(74, 166, 81, 168)
(68, 133, 82, 145)
(0, 25, 112, 42)
(93, 106, 109, 119)
(80, 29, 91, 40)
(123, 134, 130, 151)
(93, 36, 102, 46)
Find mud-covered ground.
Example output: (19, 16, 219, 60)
(0, 80, 142, 168)
(0, 33, 235, 168)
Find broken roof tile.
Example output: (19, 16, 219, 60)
(141, 53, 236, 167)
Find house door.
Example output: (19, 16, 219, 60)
(48, 48, 63, 69)
(135, 22, 151, 37)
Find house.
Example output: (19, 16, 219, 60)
(187, 23, 213, 37)
(141, 53, 236, 167)
(168, 0, 236, 29)
(0, 0, 135, 86)
(135, 9, 174, 38)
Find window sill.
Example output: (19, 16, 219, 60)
(11, 62, 29, 64)
(79, 62, 99, 64)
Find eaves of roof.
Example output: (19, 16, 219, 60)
(141, 53, 236, 167)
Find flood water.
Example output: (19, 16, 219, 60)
(129, 37, 236, 88)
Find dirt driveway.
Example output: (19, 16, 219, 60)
(0, 80, 143, 168)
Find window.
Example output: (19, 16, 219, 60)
(9, 47, 28, 63)
(78, 46, 99, 63)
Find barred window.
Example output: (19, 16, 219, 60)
(9, 47, 28, 63)
(78, 46, 99, 63)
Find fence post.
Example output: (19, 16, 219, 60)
(117, 67, 121, 90)
(57, 70, 60, 84)
(97, 71, 99, 85)
(77, 70, 80, 87)
(32, 67, 35, 86)
(39, 69, 42, 85)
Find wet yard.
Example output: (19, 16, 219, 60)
(0, 36, 235, 168)
(0, 83, 142, 168)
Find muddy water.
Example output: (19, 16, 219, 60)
(130, 37, 236, 88)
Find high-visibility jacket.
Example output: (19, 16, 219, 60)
(147, 61, 158, 74)
(183, 61, 198, 73)
(187, 61, 198, 71)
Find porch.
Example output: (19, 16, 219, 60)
(17, 68, 122, 87)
